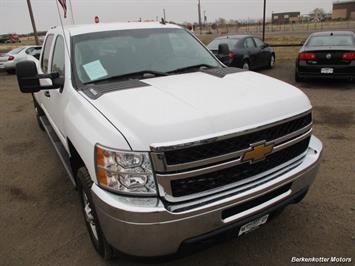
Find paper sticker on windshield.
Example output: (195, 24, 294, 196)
(83, 60, 108, 81)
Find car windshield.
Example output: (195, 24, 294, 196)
(73, 28, 220, 84)
(306, 35, 354, 47)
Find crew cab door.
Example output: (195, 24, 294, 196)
(36, 34, 67, 144)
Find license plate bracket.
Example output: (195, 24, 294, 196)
(238, 214, 269, 236)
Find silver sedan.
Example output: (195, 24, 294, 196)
(0, 45, 42, 74)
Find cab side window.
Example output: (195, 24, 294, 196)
(51, 35, 65, 78)
(41, 35, 54, 73)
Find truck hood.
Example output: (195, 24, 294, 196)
(87, 71, 311, 151)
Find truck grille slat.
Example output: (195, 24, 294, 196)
(170, 137, 310, 197)
(164, 113, 312, 166)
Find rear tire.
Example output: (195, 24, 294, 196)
(295, 72, 304, 82)
(77, 167, 115, 260)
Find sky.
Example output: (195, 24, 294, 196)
(0, 0, 335, 34)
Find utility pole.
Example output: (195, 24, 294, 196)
(163, 9, 166, 21)
(198, 0, 202, 34)
(262, 0, 266, 41)
(26, 0, 39, 45)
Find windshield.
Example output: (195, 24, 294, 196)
(73, 28, 220, 84)
(306, 35, 354, 47)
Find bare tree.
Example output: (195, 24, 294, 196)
(310, 8, 325, 22)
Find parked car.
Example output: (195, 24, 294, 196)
(207, 35, 275, 70)
(15, 22, 322, 259)
(0, 45, 41, 74)
(0, 34, 21, 43)
(295, 31, 355, 82)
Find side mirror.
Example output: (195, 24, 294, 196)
(263, 43, 270, 48)
(218, 43, 230, 56)
(16, 61, 62, 93)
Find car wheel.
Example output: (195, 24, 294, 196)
(295, 72, 304, 82)
(242, 61, 250, 70)
(77, 167, 115, 260)
(6, 69, 15, 74)
(268, 54, 275, 69)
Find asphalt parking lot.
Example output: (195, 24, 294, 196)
(0, 63, 354, 266)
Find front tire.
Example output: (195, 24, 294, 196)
(6, 69, 15, 74)
(77, 167, 115, 260)
(242, 61, 250, 70)
(268, 54, 275, 69)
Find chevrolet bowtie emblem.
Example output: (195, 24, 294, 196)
(242, 142, 274, 163)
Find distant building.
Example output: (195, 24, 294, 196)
(332, 0, 355, 20)
(272, 12, 301, 24)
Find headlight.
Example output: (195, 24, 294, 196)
(95, 144, 156, 196)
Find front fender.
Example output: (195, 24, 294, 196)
(63, 90, 131, 183)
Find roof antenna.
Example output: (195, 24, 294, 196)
(160, 18, 166, 25)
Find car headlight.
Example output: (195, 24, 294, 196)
(95, 144, 156, 196)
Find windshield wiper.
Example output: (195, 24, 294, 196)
(168, 64, 218, 74)
(84, 70, 169, 85)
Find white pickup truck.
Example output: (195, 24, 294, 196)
(16, 22, 322, 259)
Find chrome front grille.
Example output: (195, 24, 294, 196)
(150, 111, 313, 203)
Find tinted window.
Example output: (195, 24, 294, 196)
(253, 38, 265, 48)
(207, 38, 240, 50)
(244, 38, 256, 48)
(207, 39, 224, 50)
(51, 36, 65, 78)
(73, 28, 220, 84)
(307, 35, 354, 47)
(25, 47, 41, 55)
(41, 35, 54, 73)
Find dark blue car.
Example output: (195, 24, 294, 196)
(207, 35, 275, 70)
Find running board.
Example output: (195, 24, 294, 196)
(39, 116, 77, 188)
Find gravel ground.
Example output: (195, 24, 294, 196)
(0, 64, 354, 266)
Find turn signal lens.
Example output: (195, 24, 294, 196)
(299, 53, 316, 61)
(342, 52, 355, 60)
(8, 55, 15, 61)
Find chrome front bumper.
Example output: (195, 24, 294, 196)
(91, 135, 322, 257)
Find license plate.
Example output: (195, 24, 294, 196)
(238, 214, 269, 236)
(321, 68, 334, 74)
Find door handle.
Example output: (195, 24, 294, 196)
(44, 91, 50, 98)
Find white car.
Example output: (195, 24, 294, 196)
(15, 22, 322, 259)
(0, 45, 41, 74)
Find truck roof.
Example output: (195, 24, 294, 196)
(50, 22, 182, 36)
